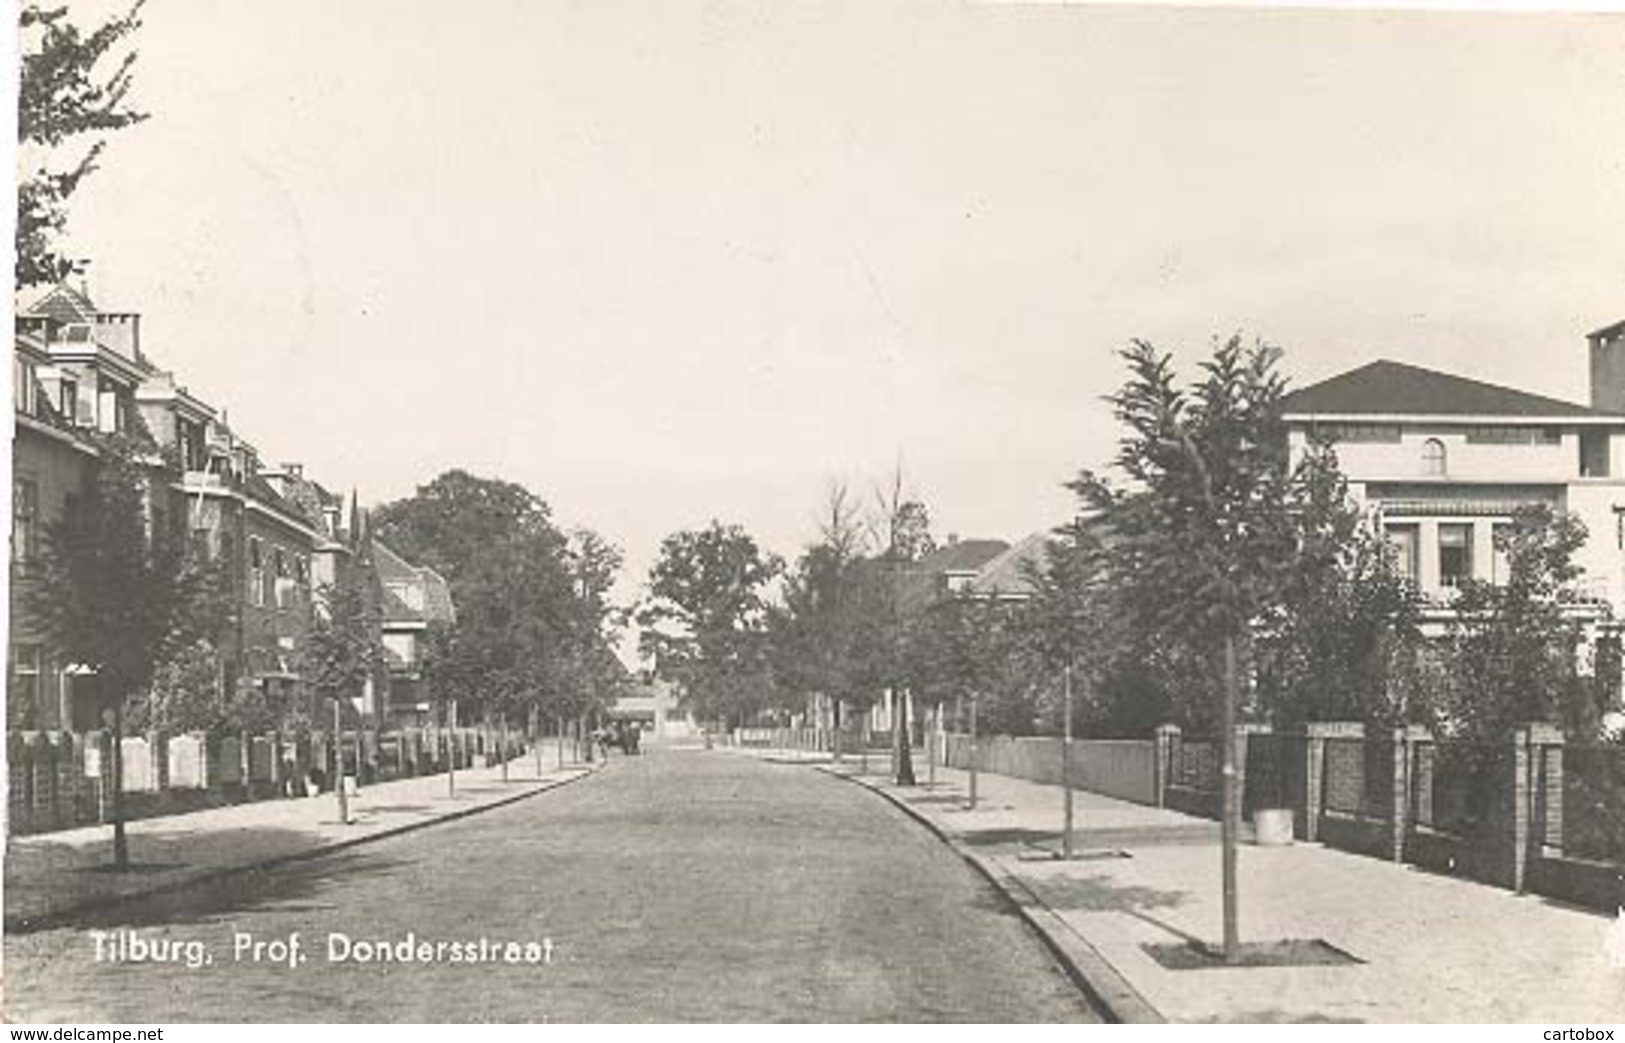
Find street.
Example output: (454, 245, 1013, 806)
(4, 749, 1102, 1022)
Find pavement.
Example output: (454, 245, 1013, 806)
(5, 748, 1102, 1022)
(4, 750, 598, 933)
(796, 750, 1625, 1024)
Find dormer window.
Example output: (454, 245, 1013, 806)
(1422, 438, 1447, 477)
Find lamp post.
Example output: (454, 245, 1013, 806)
(333, 698, 349, 825)
(447, 698, 458, 798)
(1062, 664, 1074, 861)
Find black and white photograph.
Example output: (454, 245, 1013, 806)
(3, 0, 1624, 1027)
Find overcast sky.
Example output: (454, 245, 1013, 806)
(47, 2, 1625, 605)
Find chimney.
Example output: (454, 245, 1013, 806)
(1588, 320, 1625, 414)
(282, 462, 303, 479)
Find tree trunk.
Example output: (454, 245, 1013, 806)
(110, 700, 129, 871)
(895, 688, 915, 786)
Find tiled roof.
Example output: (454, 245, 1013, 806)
(915, 539, 1010, 574)
(419, 568, 455, 624)
(371, 540, 420, 582)
(373, 540, 456, 626)
(968, 532, 1052, 598)
(898, 538, 1010, 612)
(243, 473, 318, 534)
(1281, 360, 1614, 419)
(24, 284, 97, 324)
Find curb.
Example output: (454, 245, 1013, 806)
(5, 762, 603, 935)
(818, 765, 1165, 1025)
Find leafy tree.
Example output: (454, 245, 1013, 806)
(638, 521, 781, 728)
(303, 570, 385, 727)
(767, 484, 877, 734)
(1253, 443, 1425, 728)
(1068, 335, 1360, 960)
(127, 638, 224, 734)
(25, 434, 210, 868)
(373, 470, 590, 730)
(18, 2, 148, 286)
(1435, 505, 1602, 744)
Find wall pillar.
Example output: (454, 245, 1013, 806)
(1527, 723, 1565, 859)
(1418, 519, 1442, 598)
(1509, 726, 1533, 894)
(1153, 724, 1181, 808)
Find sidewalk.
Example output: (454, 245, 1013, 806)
(820, 756, 1625, 1024)
(4, 754, 598, 932)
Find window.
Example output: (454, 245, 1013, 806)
(13, 356, 35, 415)
(1580, 431, 1611, 478)
(12, 477, 38, 565)
(1439, 524, 1474, 588)
(1384, 524, 1419, 585)
(59, 378, 77, 423)
(9, 644, 41, 729)
(1422, 438, 1448, 477)
(1314, 422, 1402, 444)
(1464, 426, 1561, 445)
(249, 538, 264, 607)
(274, 548, 294, 609)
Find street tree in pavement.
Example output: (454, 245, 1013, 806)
(26, 434, 212, 869)
(18, 2, 148, 287)
(638, 521, 781, 729)
(1067, 336, 1344, 961)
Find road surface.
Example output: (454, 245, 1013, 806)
(5, 748, 1101, 1022)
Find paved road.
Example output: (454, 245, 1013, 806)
(5, 749, 1101, 1022)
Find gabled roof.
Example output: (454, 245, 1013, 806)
(897, 538, 1010, 612)
(373, 540, 456, 626)
(24, 283, 98, 324)
(968, 532, 1051, 598)
(916, 539, 1010, 574)
(1281, 359, 1615, 420)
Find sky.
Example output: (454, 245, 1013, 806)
(38, 1, 1625, 614)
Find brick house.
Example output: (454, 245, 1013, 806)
(10, 285, 185, 729)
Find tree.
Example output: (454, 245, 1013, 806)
(638, 522, 781, 729)
(869, 472, 935, 786)
(25, 434, 210, 868)
(18, 2, 148, 286)
(303, 570, 385, 727)
(127, 638, 225, 735)
(1253, 443, 1426, 729)
(1436, 505, 1603, 744)
(767, 484, 876, 740)
(1070, 335, 1349, 961)
(373, 470, 594, 731)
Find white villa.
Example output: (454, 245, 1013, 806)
(1281, 319, 1625, 633)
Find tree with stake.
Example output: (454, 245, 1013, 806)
(26, 435, 209, 870)
(1072, 337, 1331, 962)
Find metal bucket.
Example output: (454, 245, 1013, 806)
(1253, 808, 1294, 846)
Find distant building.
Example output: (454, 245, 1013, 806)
(608, 676, 694, 743)
(372, 539, 455, 727)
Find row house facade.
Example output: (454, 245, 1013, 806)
(9, 283, 449, 732)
